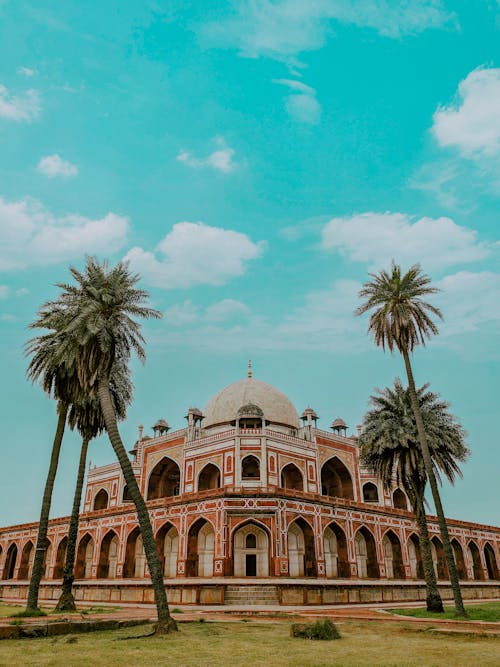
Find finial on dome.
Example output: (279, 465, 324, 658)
(247, 359, 253, 378)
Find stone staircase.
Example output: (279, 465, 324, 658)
(224, 584, 280, 605)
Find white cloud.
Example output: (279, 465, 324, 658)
(433, 68, 500, 157)
(15, 288, 30, 296)
(164, 298, 250, 327)
(320, 212, 489, 271)
(0, 285, 8, 299)
(17, 67, 35, 77)
(125, 222, 265, 289)
(274, 78, 321, 124)
(0, 314, 16, 322)
(37, 154, 78, 178)
(177, 137, 236, 173)
(0, 196, 129, 271)
(0, 84, 40, 122)
(164, 300, 200, 327)
(205, 299, 251, 322)
(205, 1, 456, 61)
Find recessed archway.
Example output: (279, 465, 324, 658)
(75, 534, 94, 579)
(122, 485, 132, 503)
(431, 536, 448, 579)
(451, 539, 467, 580)
(324, 523, 350, 578)
(186, 519, 215, 577)
(93, 488, 109, 511)
(156, 522, 179, 577)
(97, 531, 119, 579)
(198, 464, 221, 492)
(407, 534, 424, 579)
(147, 457, 181, 500)
(355, 527, 379, 578)
(392, 489, 408, 510)
(287, 518, 316, 577)
(484, 543, 499, 580)
(280, 463, 304, 492)
(468, 541, 483, 580)
(233, 522, 269, 577)
(123, 527, 146, 578)
(42, 541, 52, 579)
(382, 530, 405, 579)
(17, 541, 34, 580)
(53, 536, 68, 579)
(2, 543, 18, 580)
(241, 456, 260, 480)
(362, 482, 379, 503)
(321, 458, 354, 499)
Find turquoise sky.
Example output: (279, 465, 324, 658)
(0, 1, 499, 527)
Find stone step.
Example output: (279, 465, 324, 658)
(225, 584, 280, 605)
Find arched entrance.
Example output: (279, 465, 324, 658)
(156, 523, 179, 577)
(382, 531, 405, 579)
(53, 536, 67, 579)
(431, 537, 448, 579)
(241, 456, 260, 481)
(484, 543, 499, 580)
(97, 531, 119, 578)
(93, 489, 109, 511)
(362, 482, 379, 503)
(42, 541, 52, 579)
(75, 534, 94, 579)
(17, 541, 34, 579)
(321, 458, 354, 499)
(186, 519, 215, 577)
(451, 539, 467, 580)
(147, 458, 181, 499)
(2, 543, 17, 580)
(407, 534, 424, 579)
(280, 464, 303, 491)
(198, 464, 221, 492)
(233, 523, 269, 577)
(355, 527, 379, 578)
(324, 523, 350, 578)
(287, 518, 316, 577)
(123, 528, 146, 578)
(393, 489, 408, 510)
(468, 541, 483, 580)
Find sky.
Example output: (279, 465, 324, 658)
(0, 0, 499, 528)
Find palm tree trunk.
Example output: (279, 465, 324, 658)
(402, 349, 466, 616)
(413, 490, 444, 612)
(55, 436, 90, 611)
(97, 378, 177, 634)
(26, 403, 68, 612)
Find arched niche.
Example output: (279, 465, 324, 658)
(147, 457, 181, 500)
(241, 455, 260, 481)
(123, 527, 146, 578)
(17, 541, 34, 580)
(42, 541, 52, 579)
(122, 485, 133, 503)
(53, 536, 68, 579)
(156, 522, 179, 578)
(431, 536, 448, 579)
(198, 464, 221, 492)
(280, 463, 304, 492)
(362, 482, 379, 503)
(233, 522, 269, 576)
(392, 489, 408, 511)
(468, 540, 483, 580)
(484, 543, 499, 580)
(75, 534, 94, 579)
(407, 534, 424, 579)
(321, 458, 354, 500)
(287, 518, 316, 577)
(93, 488, 109, 511)
(186, 519, 215, 577)
(451, 539, 467, 580)
(324, 523, 350, 578)
(97, 531, 119, 578)
(355, 527, 379, 578)
(382, 530, 405, 579)
(2, 543, 18, 580)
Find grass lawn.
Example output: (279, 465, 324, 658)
(0, 619, 498, 667)
(388, 602, 500, 622)
(0, 605, 23, 618)
(0, 604, 120, 619)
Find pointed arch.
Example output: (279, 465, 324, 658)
(287, 517, 316, 577)
(93, 488, 109, 511)
(186, 518, 215, 577)
(382, 530, 405, 579)
(122, 485, 132, 503)
(233, 521, 270, 576)
(17, 541, 34, 580)
(280, 463, 304, 491)
(198, 463, 221, 492)
(324, 522, 350, 578)
(431, 536, 448, 579)
(407, 533, 424, 579)
(362, 482, 379, 503)
(75, 533, 94, 579)
(97, 530, 119, 578)
(156, 522, 179, 577)
(467, 540, 483, 580)
(241, 455, 260, 480)
(484, 543, 499, 580)
(123, 527, 146, 578)
(451, 539, 467, 580)
(53, 536, 68, 579)
(321, 457, 354, 500)
(42, 540, 52, 579)
(392, 488, 408, 510)
(2, 543, 18, 580)
(355, 526, 379, 578)
(147, 457, 181, 500)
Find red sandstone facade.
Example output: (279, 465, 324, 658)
(1, 375, 499, 605)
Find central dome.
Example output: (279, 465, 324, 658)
(203, 377, 299, 429)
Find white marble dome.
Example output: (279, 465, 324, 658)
(203, 377, 300, 429)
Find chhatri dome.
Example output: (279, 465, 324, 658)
(202, 362, 300, 429)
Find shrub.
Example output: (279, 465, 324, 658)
(291, 619, 341, 640)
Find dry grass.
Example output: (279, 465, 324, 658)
(0, 619, 498, 666)
(0, 605, 23, 618)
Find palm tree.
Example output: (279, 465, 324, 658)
(55, 363, 133, 611)
(37, 257, 176, 633)
(356, 262, 467, 615)
(359, 380, 469, 612)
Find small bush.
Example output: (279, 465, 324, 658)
(172, 608, 183, 614)
(291, 619, 341, 641)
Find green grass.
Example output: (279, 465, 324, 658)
(0, 620, 498, 666)
(0, 604, 120, 619)
(0, 605, 24, 618)
(388, 602, 500, 622)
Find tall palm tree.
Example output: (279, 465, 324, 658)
(55, 363, 133, 611)
(356, 262, 467, 615)
(37, 258, 176, 633)
(359, 380, 469, 612)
